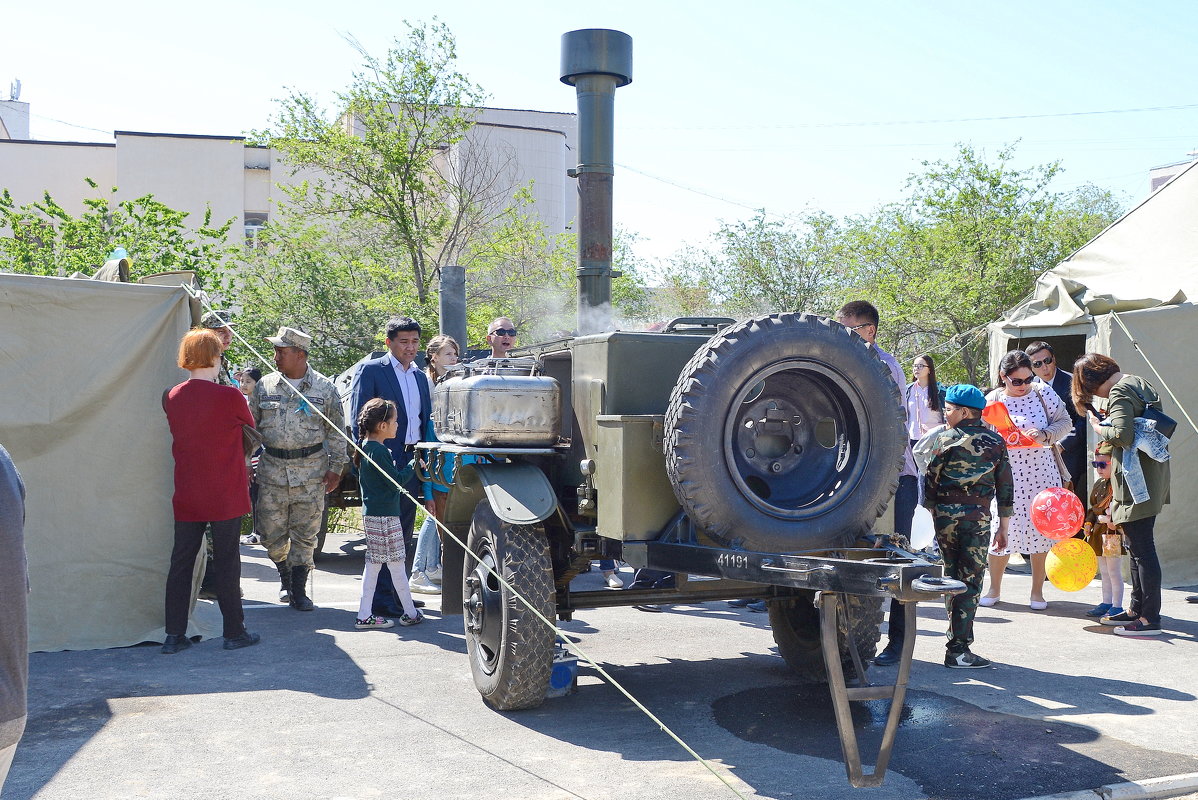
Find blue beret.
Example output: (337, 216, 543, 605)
(944, 383, 986, 410)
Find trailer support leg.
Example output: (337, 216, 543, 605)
(819, 593, 917, 788)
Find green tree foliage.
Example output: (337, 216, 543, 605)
(0, 180, 234, 284)
(842, 144, 1123, 383)
(658, 211, 848, 318)
(252, 19, 489, 306)
(657, 144, 1122, 384)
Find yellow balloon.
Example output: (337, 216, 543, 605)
(1046, 538, 1098, 592)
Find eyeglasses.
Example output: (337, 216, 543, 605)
(1091, 460, 1109, 468)
(1031, 355, 1054, 369)
(913, 363, 928, 370)
(843, 322, 874, 332)
(1004, 375, 1035, 387)
(490, 328, 518, 337)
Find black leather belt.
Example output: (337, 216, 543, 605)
(264, 443, 323, 459)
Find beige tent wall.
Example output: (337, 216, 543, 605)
(0, 273, 218, 651)
(1097, 306, 1198, 588)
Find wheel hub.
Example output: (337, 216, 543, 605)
(465, 550, 504, 674)
(726, 360, 867, 519)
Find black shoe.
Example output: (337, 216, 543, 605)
(633, 604, 662, 613)
(223, 631, 261, 650)
(945, 650, 992, 669)
(412, 599, 425, 608)
(873, 646, 902, 667)
(197, 587, 218, 600)
(727, 598, 751, 607)
(289, 565, 314, 611)
(161, 634, 192, 655)
(1187, 595, 1198, 604)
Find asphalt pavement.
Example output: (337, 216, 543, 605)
(5, 530, 1198, 800)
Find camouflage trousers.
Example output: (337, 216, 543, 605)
(933, 509, 992, 655)
(256, 481, 324, 568)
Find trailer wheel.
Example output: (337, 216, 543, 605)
(768, 593, 883, 683)
(665, 313, 906, 552)
(464, 500, 556, 711)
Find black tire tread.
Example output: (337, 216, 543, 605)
(768, 593, 884, 683)
(664, 313, 905, 551)
(466, 502, 556, 711)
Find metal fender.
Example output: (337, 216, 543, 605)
(454, 461, 558, 526)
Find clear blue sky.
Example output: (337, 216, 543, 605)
(5, 0, 1197, 265)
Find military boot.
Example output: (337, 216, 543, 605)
(289, 565, 314, 611)
(275, 561, 291, 603)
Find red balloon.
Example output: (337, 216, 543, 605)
(1030, 487, 1085, 540)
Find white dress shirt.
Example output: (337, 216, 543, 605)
(388, 354, 423, 445)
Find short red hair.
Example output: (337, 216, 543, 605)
(178, 328, 223, 370)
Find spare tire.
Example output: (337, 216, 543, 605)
(664, 313, 905, 552)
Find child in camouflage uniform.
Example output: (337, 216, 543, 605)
(922, 384, 1014, 669)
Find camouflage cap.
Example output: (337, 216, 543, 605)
(201, 309, 232, 329)
(265, 326, 312, 353)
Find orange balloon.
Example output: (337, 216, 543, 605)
(1046, 538, 1098, 592)
(1030, 487, 1085, 540)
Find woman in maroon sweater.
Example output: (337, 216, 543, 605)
(161, 329, 259, 653)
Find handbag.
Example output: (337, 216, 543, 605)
(1033, 388, 1073, 489)
(1130, 386, 1177, 439)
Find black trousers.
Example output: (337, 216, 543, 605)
(372, 472, 422, 611)
(885, 470, 919, 647)
(1122, 515, 1162, 625)
(166, 517, 245, 638)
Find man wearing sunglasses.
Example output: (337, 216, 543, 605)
(1026, 341, 1087, 497)
(487, 317, 518, 358)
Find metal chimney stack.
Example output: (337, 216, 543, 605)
(560, 29, 632, 335)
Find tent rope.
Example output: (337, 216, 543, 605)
(1111, 311, 1198, 436)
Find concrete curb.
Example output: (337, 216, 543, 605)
(1018, 772, 1198, 800)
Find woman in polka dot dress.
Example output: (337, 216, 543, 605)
(980, 350, 1074, 610)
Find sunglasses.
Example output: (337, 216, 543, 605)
(1004, 375, 1035, 387)
(1091, 460, 1109, 468)
(490, 328, 518, 337)
(1031, 355, 1054, 369)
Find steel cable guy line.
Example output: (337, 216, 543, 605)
(180, 284, 751, 800)
(1111, 311, 1197, 436)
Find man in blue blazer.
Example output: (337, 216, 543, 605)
(350, 316, 433, 616)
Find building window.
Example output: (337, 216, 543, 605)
(244, 214, 268, 248)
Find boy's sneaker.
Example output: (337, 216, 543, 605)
(354, 615, 394, 630)
(425, 566, 443, 585)
(409, 572, 441, 595)
(1100, 609, 1133, 626)
(1084, 603, 1113, 618)
(945, 650, 992, 669)
(399, 610, 424, 627)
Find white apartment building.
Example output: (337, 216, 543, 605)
(0, 106, 578, 248)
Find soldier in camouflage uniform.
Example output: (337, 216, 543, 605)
(201, 310, 237, 387)
(922, 384, 1013, 669)
(249, 327, 347, 611)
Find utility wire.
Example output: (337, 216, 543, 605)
(627, 102, 1198, 132)
(181, 284, 750, 800)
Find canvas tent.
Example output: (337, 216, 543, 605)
(989, 158, 1198, 587)
(0, 272, 224, 651)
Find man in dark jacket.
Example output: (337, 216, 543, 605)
(1026, 341, 1086, 494)
(349, 317, 432, 616)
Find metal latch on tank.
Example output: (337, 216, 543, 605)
(577, 458, 597, 516)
